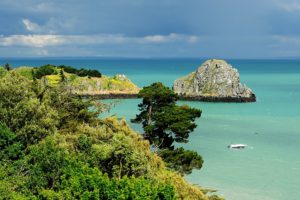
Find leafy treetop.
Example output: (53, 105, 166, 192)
(32, 64, 102, 80)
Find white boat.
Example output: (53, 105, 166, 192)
(228, 144, 248, 149)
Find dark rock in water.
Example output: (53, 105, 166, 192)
(173, 59, 256, 102)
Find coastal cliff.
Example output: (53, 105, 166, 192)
(13, 66, 140, 98)
(173, 59, 256, 102)
(62, 74, 139, 97)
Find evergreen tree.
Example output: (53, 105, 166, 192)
(4, 63, 12, 71)
(59, 69, 66, 83)
(132, 82, 203, 174)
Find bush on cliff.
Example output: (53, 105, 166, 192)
(33, 64, 57, 79)
(58, 65, 102, 78)
(30, 64, 102, 80)
(0, 66, 7, 78)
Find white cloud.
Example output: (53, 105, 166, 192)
(187, 36, 199, 43)
(144, 35, 167, 42)
(22, 18, 75, 34)
(22, 19, 41, 32)
(279, 2, 300, 12)
(0, 34, 201, 48)
(0, 35, 65, 47)
(272, 35, 300, 44)
(142, 33, 200, 43)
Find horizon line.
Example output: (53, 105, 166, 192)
(1, 56, 300, 60)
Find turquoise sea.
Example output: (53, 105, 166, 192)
(2, 58, 300, 200)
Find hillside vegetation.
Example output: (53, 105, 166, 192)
(0, 66, 224, 199)
(13, 64, 140, 95)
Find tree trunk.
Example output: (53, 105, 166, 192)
(147, 104, 152, 125)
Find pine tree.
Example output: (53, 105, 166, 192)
(59, 69, 66, 83)
(4, 63, 12, 71)
(132, 82, 203, 175)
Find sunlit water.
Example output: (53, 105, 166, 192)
(2, 58, 300, 200)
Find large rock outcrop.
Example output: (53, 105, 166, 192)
(173, 59, 256, 102)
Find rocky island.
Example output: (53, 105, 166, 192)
(173, 59, 256, 102)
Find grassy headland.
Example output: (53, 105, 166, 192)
(13, 64, 140, 97)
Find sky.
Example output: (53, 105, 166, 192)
(0, 0, 300, 58)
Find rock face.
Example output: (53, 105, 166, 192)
(63, 74, 140, 97)
(173, 59, 256, 102)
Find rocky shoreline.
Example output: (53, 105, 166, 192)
(178, 94, 256, 102)
(78, 93, 138, 99)
(79, 93, 256, 102)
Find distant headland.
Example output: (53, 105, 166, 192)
(8, 64, 140, 98)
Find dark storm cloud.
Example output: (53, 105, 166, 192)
(0, 0, 300, 58)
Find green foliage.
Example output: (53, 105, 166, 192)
(77, 68, 102, 78)
(0, 123, 23, 160)
(58, 64, 102, 78)
(33, 64, 57, 79)
(4, 63, 12, 71)
(145, 104, 201, 149)
(13, 66, 34, 79)
(0, 73, 222, 199)
(56, 167, 175, 200)
(90, 132, 149, 178)
(0, 165, 30, 200)
(0, 74, 177, 199)
(76, 134, 92, 151)
(69, 74, 139, 94)
(132, 82, 178, 130)
(0, 72, 58, 146)
(132, 82, 201, 149)
(25, 137, 71, 193)
(159, 147, 203, 175)
(0, 123, 14, 148)
(29, 64, 102, 85)
(58, 65, 78, 74)
(0, 66, 7, 78)
(11, 65, 138, 95)
(132, 82, 203, 175)
(0, 132, 176, 199)
(47, 86, 99, 130)
(59, 69, 66, 83)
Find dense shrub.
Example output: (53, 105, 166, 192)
(59, 65, 102, 78)
(77, 68, 102, 77)
(33, 64, 57, 79)
(32, 64, 102, 79)
(0, 66, 7, 78)
(0, 123, 23, 160)
(58, 65, 78, 74)
(0, 72, 58, 146)
(159, 147, 203, 175)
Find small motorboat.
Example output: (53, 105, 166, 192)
(228, 144, 248, 149)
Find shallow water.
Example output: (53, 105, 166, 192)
(2, 58, 300, 200)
